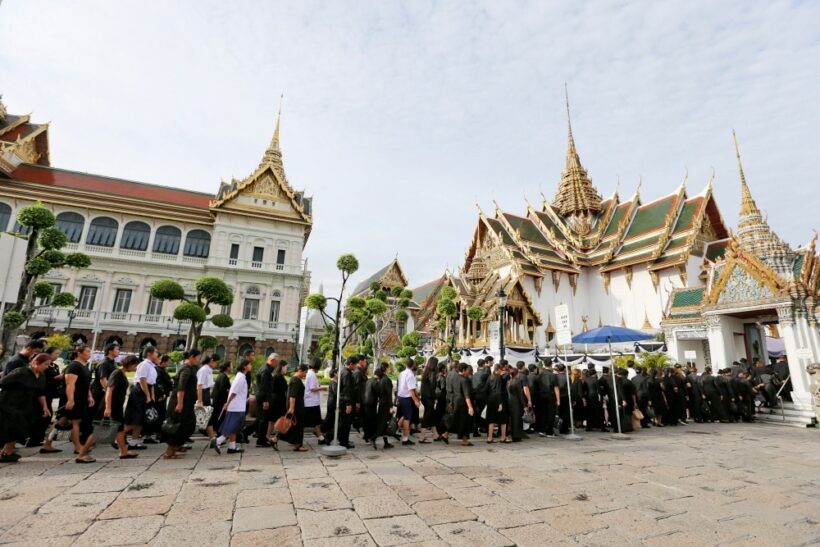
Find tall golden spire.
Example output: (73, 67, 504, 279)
(553, 85, 602, 221)
(733, 130, 760, 217)
(261, 95, 285, 177)
(732, 130, 794, 277)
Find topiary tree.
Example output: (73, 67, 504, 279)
(433, 285, 459, 357)
(149, 276, 234, 350)
(198, 335, 218, 352)
(0, 202, 91, 359)
(356, 282, 413, 365)
(466, 305, 484, 342)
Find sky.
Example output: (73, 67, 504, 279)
(2, 1, 820, 297)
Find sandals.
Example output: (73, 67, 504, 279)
(502, 438, 512, 443)
(162, 452, 184, 459)
(270, 438, 279, 452)
(418, 439, 431, 444)
(293, 446, 308, 452)
(39, 447, 62, 454)
(461, 442, 474, 447)
(119, 453, 139, 459)
(75, 456, 96, 464)
(441, 436, 449, 445)
(486, 439, 496, 444)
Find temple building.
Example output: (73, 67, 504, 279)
(0, 96, 313, 360)
(414, 99, 818, 417)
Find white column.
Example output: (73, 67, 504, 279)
(664, 328, 683, 363)
(778, 305, 815, 407)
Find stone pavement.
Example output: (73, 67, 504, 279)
(0, 423, 818, 546)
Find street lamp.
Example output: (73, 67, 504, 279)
(66, 307, 77, 332)
(496, 286, 507, 362)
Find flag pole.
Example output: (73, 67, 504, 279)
(609, 337, 624, 436)
(564, 342, 582, 441)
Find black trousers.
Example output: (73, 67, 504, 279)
(472, 397, 487, 434)
(27, 397, 55, 445)
(337, 407, 353, 446)
(539, 395, 557, 435)
(256, 401, 271, 442)
(557, 396, 570, 434)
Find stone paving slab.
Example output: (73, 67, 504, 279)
(0, 423, 817, 546)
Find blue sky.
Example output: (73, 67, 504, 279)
(2, 1, 819, 296)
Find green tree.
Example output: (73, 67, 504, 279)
(1, 203, 91, 359)
(357, 282, 413, 365)
(149, 276, 234, 350)
(432, 285, 459, 357)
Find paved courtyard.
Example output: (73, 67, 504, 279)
(0, 423, 818, 546)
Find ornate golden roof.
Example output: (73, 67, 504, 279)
(552, 88, 602, 218)
(261, 98, 285, 179)
(732, 131, 794, 277)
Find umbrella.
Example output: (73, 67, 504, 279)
(572, 325, 654, 434)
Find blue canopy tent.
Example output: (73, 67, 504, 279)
(572, 326, 654, 434)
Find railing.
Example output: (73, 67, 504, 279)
(225, 258, 302, 275)
(27, 307, 298, 338)
(775, 374, 791, 422)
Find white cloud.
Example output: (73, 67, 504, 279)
(2, 0, 819, 295)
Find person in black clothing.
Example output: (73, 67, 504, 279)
(526, 363, 542, 434)
(255, 353, 278, 447)
(268, 360, 289, 447)
(2, 339, 45, 378)
(715, 369, 736, 422)
(104, 355, 139, 459)
(701, 367, 729, 423)
(554, 364, 571, 434)
(685, 365, 704, 423)
(572, 369, 586, 429)
(91, 343, 119, 418)
(64, 345, 96, 463)
(660, 368, 680, 426)
(419, 357, 439, 443)
(374, 363, 395, 449)
(34, 346, 64, 453)
(281, 364, 308, 451)
(209, 362, 232, 434)
(352, 355, 367, 435)
(673, 366, 689, 425)
(144, 353, 175, 444)
(485, 363, 508, 443)
(336, 357, 357, 448)
(442, 360, 461, 443)
(616, 368, 636, 433)
(584, 366, 606, 431)
(735, 372, 756, 421)
(433, 363, 448, 442)
(538, 362, 560, 437)
(631, 367, 651, 428)
(163, 352, 198, 459)
(506, 366, 527, 442)
(471, 359, 490, 437)
(599, 367, 619, 432)
(0, 352, 53, 462)
(452, 363, 475, 446)
(751, 359, 780, 408)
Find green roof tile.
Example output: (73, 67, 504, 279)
(624, 196, 676, 239)
(671, 288, 704, 308)
(793, 253, 805, 281)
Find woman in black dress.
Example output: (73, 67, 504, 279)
(281, 364, 308, 451)
(0, 353, 53, 463)
(418, 357, 438, 443)
(661, 368, 679, 425)
(269, 362, 289, 447)
(506, 367, 526, 442)
(571, 368, 586, 430)
(162, 352, 199, 459)
(208, 361, 231, 436)
(648, 368, 667, 427)
(104, 355, 139, 459)
(33, 346, 63, 453)
(433, 363, 448, 442)
(65, 345, 96, 463)
(485, 364, 508, 443)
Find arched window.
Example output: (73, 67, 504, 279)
(246, 286, 260, 296)
(153, 226, 182, 254)
(0, 202, 11, 232)
(11, 218, 31, 235)
(121, 221, 151, 251)
(237, 343, 254, 359)
(56, 212, 85, 243)
(86, 217, 118, 247)
(183, 229, 211, 258)
(214, 345, 226, 358)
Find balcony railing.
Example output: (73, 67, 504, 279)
(27, 307, 298, 341)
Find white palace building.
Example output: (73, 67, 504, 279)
(0, 96, 312, 360)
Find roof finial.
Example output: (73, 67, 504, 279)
(733, 129, 759, 216)
(565, 82, 574, 150)
(262, 94, 285, 175)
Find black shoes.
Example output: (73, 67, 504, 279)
(342, 443, 355, 449)
(256, 441, 270, 448)
(0, 452, 21, 462)
(401, 440, 414, 446)
(227, 447, 244, 454)
(383, 441, 394, 449)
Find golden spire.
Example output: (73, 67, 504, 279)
(261, 95, 285, 177)
(553, 85, 602, 219)
(733, 130, 760, 217)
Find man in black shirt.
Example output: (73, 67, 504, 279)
(2, 339, 45, 378)
(65, 345, 95, 463)
(255, 353, 277, 447)
(471, 359, 490, 436)
(526, 364, 541, 434)
(537, 362, 560, 437)
(91, 343, 120, 416)
(554, 364, 571, 434)
(337, 356, 357, 448)
(352, 354, 367, 434)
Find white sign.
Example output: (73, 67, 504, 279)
(796, 347, 813, 359)
(555, 304, 572, 347)
(684, 350, 697, 360)
(488, 321, 500, 345)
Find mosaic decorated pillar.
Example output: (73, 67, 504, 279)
(777, 305, 815, 407)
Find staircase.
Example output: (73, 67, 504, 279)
(755, 401, 817, 428)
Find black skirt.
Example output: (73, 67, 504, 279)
(124, 389, 147, 425)
(302, 405, 322, 428)
(420, 395, 437, 428)
(485, 395, 508, 424)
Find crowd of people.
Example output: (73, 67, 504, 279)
(0, 339, 786, 463)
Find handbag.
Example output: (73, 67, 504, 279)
(161, 417, 181, 436)
(523, 408, 533, 424)
(386, 416, 398, 437)
(195, 405, 213, 430)
(632, 409, 644, 421)
(144, 406, 160, 425)
(646, 405, 656, 419)
(93, 417, 120, 445)
(274, 413, 295, 435)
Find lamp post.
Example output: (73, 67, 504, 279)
(66, 308, 77, 332)
(497, 287, 507, 362)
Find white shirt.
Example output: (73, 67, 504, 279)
(397, 368, 417, 398)
(304, 369, 320, 407)
(227, 372, 248, 412)
(135, 360, 157, 385)
(197, 365, 215, 389)
(627, 367, 637, 380)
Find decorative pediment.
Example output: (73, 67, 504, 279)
(706, 238, 787, 306)
(113, 276, 136, 286)
(79, 273, 103, 283)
